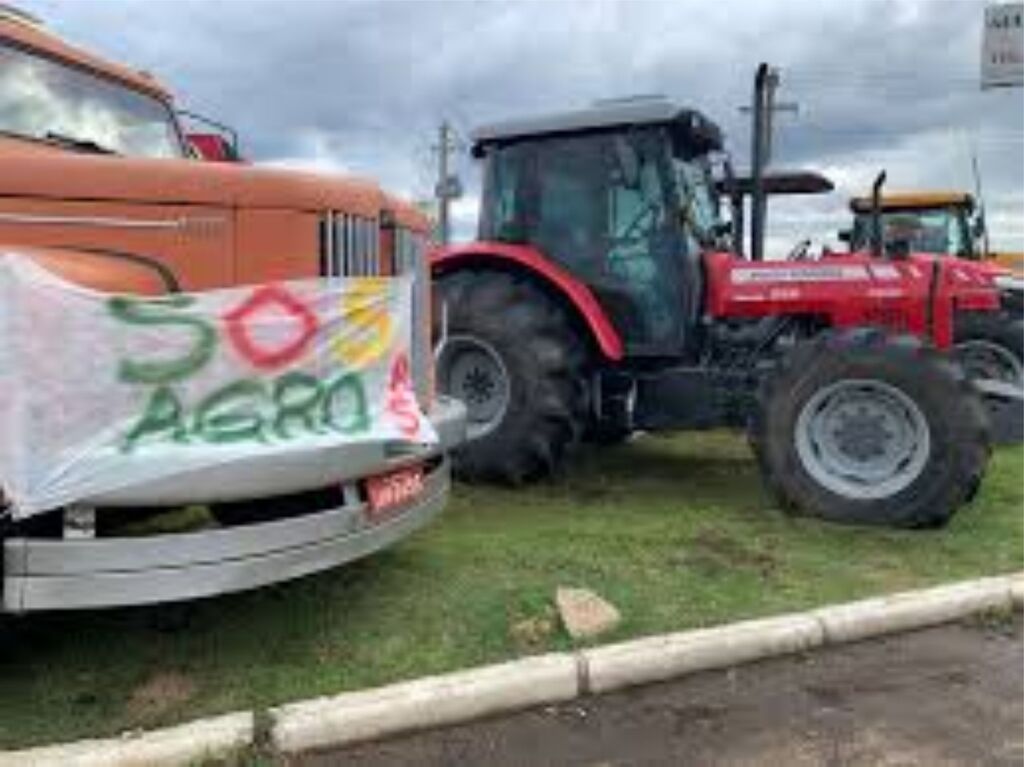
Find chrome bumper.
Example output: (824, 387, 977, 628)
(2, 397, 467, 613)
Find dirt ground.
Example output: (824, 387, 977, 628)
(298, 615, 1023, 767)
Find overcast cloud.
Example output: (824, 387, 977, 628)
(20, 0, 1024, 252)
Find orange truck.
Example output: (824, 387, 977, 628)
(0, 6, 465, 612)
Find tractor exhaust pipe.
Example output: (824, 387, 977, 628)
(750, 63, 770, 262)
(871, 170, 886, 260)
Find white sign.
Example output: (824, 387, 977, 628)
(982, 3, 1024, 89)
(0, 256, 435, 517)
(731, 265, 870, 284)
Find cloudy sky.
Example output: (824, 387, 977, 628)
(20, 0, 1024, 252)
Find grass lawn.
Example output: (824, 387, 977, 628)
(0, 432, 1021, 749)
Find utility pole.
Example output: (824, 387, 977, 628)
(433, 121, 462, 245)
(744, 63, 798, 261)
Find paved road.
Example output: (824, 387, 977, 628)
(299, 616, 1022, 767)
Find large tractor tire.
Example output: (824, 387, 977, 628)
(953, 311, 1024, 388)
(436, 269, 587, 483)
(751, 329, 990, 528)
(954, 311, 1024, 444)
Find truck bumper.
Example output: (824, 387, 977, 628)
(2, 397, 467, 613)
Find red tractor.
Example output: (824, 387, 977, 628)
(431, 100, 1001, 528)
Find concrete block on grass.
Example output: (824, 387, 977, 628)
(0, 711, 253, 767)
(271, 652, 578, 753)
(582, 612, 824, 695)
(813, 576, 1014, 645)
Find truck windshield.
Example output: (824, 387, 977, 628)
(0, 41, 184, 158)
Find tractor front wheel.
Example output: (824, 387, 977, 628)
(751, 329, 989, 528)
(436, 270, 586, 483)
(954, 311, 1024, 444)
(954, 311, 1023, 388)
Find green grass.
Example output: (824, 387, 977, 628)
(0, 432, 1021, 749)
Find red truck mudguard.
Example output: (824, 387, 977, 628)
(431, 241, 625, 361)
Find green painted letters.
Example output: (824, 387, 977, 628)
(109, 295, 217, 384)
(122, 386, 187, 452)
(272, 372, 325, 439)
(321, 373, 370, 434)
(194, 379, 268, 444)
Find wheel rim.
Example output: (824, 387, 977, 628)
(954, 340, 1024, 387)
(795, 379, 931, 500)
(438, 335, 510, 440)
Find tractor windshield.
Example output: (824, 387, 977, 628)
(851, 208, 971, 257)
(0, 41, 185, 158)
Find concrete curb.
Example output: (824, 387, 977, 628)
(581, 612, 824, 695)
(271, 653, 578, 754)
(1011, 573, 1024, 608)
(812, 575, 1015, 644)
(0, 712, 253, 767)
(2, 572, 1019, 764)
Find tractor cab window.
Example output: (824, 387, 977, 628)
(604, 132, 677, 345)
(673, 157, 719, 249)
(478, 129, 685, 352)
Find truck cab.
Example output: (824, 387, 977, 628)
(0, 6, 466, 613)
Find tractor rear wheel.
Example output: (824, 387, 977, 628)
(436, 270, 587, 483)
(751, 329, 990, 528)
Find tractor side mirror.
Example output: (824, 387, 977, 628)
(188, 133, 241, 163)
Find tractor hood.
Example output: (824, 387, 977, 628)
(0, 137, 384, 218)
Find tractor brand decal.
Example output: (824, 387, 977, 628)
(768, 287, 802, 301)
(730, 265, 870, 284)
(0, 255, 435, 517)
(868, 264, 901, 280)
(866, 287, 906, 299)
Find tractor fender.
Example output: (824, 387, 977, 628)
(0, 244, 179, 295)
(430, 241, 624, 361)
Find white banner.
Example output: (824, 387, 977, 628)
(0, 255, 436, 518)
(982, 3, 1024, 89)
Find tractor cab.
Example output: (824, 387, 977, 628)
(471, 100, 724, 356)
(845, 192, 982, 260)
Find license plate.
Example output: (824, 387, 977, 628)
(366, 466, 424, 519)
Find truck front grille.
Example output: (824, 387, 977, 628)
(319, 212, 380, 277)
(395, 228, 431, 406)
(319, 212, 431, 407)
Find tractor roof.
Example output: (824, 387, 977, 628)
(470, 99, 723, 158)
(718, 170, 834, 198)
(849, 191, 974, 214)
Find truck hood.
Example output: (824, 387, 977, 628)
(0, 137, 384, 218)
